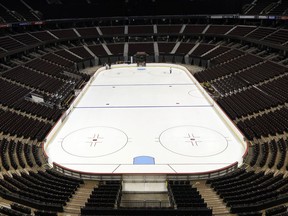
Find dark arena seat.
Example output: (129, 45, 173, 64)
(0, 0, 287, 215)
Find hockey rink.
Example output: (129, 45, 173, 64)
(45, 64, 246, 174)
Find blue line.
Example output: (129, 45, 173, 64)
(90, 83, 195, 87)
(75, 105, 213, 109)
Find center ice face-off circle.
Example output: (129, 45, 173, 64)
(159, 125, 228, 157)
(61, 126, 128, 158)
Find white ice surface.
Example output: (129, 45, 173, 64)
(45, 65, 245, 174)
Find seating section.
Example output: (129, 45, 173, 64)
(0, 0, 40, 22)
(209, 60, 286, 96)
(81, 181, 122, 215)
(183, 25, 206, 34)
(157, 25, 182, 34)
(128, 43, 154, 55)
(81, 180, 213, 215)
(9, 202, 31, 214)
(0, 109, 52, 141)
(248, 139, 287, 170)
(2, 66, 68, 94)
(12, 33, 41, 46)
(190, 44, 216, 57)
(235, 61, 286, 84)
(0, 78, 31, 106)
(264, 29, 288, 45)
(205, 25, 233, 35)
(0, 6, 19, 23)
(42, 53, 75, 68)
(195, 54, 262, 82)
(175, 43, 195, 55)
(202, 46, 233, 63)
(55, 50, 82, 63)
(0, 205, 31, 216)
(87, 44, 109, 57)
(30, 31, 57, 42)
(168, 181, 207, 209)
(207, 169, 288, 214)
(265, 205, 288, 215)
(246, 0, 277, 15)
(0, 36, 26, 51)
(268, 1, 288, 15)
(246, 27, 275, 40)
(0, 138, 45, 170)
(128, 25, 154, 34)
(100, 26, 125, 35)
(217, 86, 279, 121)
(211, 75, 248, 96)
(237, 107, 288, 140)
(68, 46, 94, 60)
(158, 42, 176, 54)
(49, 29, 79, 39)
(227, 26, 255, 37)
(168, 181, 212, 215)
(106, 43, 125, 56)
(76, 27, 100, 37)
(0, 170, 83, 212)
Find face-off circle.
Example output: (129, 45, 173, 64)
(61, 126, 128, 158)
(159, 125, 228, 157)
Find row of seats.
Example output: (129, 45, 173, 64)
(2, 66, 68, 94)
(42, 53, 75, 68)
(25, 58, 75, 81)
(237, 107, 288, 140)
(217, 69, 288, 121)
(235, 61, 286, 84)
(0, 109, 52, 141)
(84, 181, 121, 208)
(168, 181, 211, 213)
(265, 205, 288, 216)
(211, 61, 286, 95)
(81, 181, 122, 215)
(0, 170, 82, 212)
(0, 138, 45, 171)
(209, 48, 244, 65)
(0, 25, 287, 55)
(246, 0, 288, 15)
(211, 75, 248, 96)
(195, 53, 263, 82)
(217, 86, 279, 120)
(12, 99, 63, 122)
(249, 139, 288, 170)
(207, 169, 288, 214)
(55, 49, 82, 63)
(0, 6, 19, 23)
(0, 0, 40, 23)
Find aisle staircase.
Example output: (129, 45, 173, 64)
(60, 180, 97, 215)
(194, 180, 235, 216)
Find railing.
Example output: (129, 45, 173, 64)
(167, 162, 238, 181)
(52, 161, 238, 181)
(52, 162, 122, 180)
(120, 200, 171, 208)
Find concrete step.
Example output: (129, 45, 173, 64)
(193, 180, 236, 216)
(63, 180, 97, 214)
